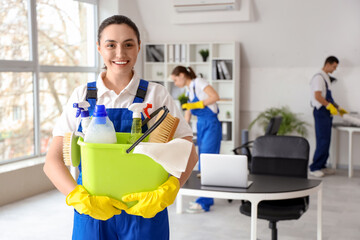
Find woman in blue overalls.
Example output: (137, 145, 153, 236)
(44, 15, 197, 239)
(171, 66, 222, 213)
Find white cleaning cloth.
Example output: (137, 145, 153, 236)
(133, 139, 193, 178)
(342, 114, 360, 126)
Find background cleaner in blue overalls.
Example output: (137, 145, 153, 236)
(171, 66, 222, 213)
(44, 15, 197, 239)
(309, 56, 348, 178)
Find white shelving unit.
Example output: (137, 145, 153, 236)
(143, 42, 240, 154)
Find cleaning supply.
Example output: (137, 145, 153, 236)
(133, 138, 192, 178)
(63, 101, 91, 166)
(73, 101, 91, 134)
(78, 132, 169, 208)
(66, 185, 128, 220)
(63, 132, 80, 167)
(84, 105, 117, 144)
(148, 109, 179, 143)
(125, 106, 170, 153)
(127, 103, 152, 144)
(122, 176, 180, 218)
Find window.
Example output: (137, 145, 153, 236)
(0, 0, 98, 164)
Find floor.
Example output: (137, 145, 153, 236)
(0, 169, 359, 240)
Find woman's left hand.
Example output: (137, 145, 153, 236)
(122, 176, 180, 218)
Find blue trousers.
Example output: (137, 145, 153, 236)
(310, 107, 333, 171)
(72, 209, 169, 240)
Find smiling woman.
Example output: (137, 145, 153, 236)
(43, 14, 198, 240)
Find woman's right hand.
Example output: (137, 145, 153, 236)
(66, 185, 128, 220)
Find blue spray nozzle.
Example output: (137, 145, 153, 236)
(73, 101, 91, 118)
(73, 103, 82, 118)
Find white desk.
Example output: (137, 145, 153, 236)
(177, 172, 323, 240)
(331, 125, 360, 178)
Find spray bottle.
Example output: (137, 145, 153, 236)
(127, 103, 152, 144)
(84, 105, 117, 144)
(73, 101, 91, 135)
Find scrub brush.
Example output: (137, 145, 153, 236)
(63, 132, 81, 167)
(126, 106, 179, 153)
(148, 109, 179, 143)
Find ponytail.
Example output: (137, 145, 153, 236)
(171, 66, 197, 79)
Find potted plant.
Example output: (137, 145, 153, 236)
(178, 92, 189, 106)
(199, 49, 209, 62)
(249, 106, 309, 136)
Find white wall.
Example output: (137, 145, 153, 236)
(101, 0, 360, 168)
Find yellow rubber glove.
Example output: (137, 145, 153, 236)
(66, 185, 128, 221)
(122, 176, 180, 218)
(182, 101, 204, 110)
(326, 103, 338, 115)
(339, 107, 348, 116)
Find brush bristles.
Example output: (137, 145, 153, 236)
(149, 110, 180, 143)
(63, 132, 73, 166)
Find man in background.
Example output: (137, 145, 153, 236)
(309, 56, 347, 177)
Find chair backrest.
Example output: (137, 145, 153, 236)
(264, 116, 283, 135)
(251, 135, 310, 178)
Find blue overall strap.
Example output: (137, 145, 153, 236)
(86, 81, 97, 116)
(133, 79, 149, 103)
(314, 73, 334, 104)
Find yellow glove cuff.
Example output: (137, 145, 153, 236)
(66, 185, 87, 206)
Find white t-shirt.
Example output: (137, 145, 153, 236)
(187, 77, 218, 114)
(53, 71, 193, 139)
(310, 70, 332, 109)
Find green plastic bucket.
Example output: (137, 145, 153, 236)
(78, 132, 169, 207)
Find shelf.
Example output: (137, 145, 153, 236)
(143, 42, 240, 154)
(189, 61, 210, 65)
(218, 100, 233, 104)
(212, 80, 233, 83)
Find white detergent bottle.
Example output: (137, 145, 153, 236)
(84, 105, 117, 144)
(127, 103, 152, 144)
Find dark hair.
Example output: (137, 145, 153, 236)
(324, 56, 339, 66)
(171, 66, 197, 79)
(97, 15, 140, 44)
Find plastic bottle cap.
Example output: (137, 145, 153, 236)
(93, 105, 108, 117)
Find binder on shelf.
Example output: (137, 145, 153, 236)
(181, 44, 187, 62)
(219, 60, 232, 80)
(149, 46, 164, 62)
(212, 60, 219, 80)
(217, 62, 225, 79)
(221, 121, 232, 141)
(174, 44, 181, 62)
(146, 46, 155, 62)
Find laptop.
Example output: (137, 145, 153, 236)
(200, 154, 253, 189)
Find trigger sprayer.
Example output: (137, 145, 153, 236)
(73, 101, 91, 134)
(127, 103, 152, 144)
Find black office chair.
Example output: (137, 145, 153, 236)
(239, 135, 310, 240)
(233, 116, 283, 168)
